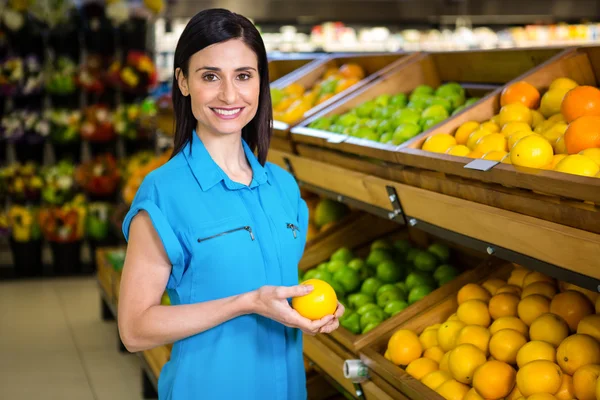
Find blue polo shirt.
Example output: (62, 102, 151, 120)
(122, 131, 309, 399)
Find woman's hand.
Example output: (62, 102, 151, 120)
(318, 302, 345, 334)
(251, 285, 335, 336)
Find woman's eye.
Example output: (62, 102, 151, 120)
(203, 74, 218, 82)
(238, 73, 251, 81)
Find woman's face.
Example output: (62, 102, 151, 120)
(178, 39, 260, 137)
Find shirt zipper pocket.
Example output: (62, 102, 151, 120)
(286, 223, 300, 239)
(197, 226, 255, 243)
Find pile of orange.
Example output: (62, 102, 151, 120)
(384, 264, 600, 400)
(272, 63, 365, 125)
(421, 78, 600, 178)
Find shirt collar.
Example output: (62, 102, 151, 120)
(183, 130, 269, 191)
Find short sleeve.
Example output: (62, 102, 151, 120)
(122, 177, 186, 287)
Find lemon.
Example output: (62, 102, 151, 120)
(446, 145, 471, 157)
(481, 121, 501, 133)
(502, 122, 533, 137)
(467, 128, 493, 150)
(467, 151, 484, 159)
(510, 134, 554, 168)
(284, 83, 306, 97)
(531, 110, 546, 128)
(579, 148, 600, 166)
(501, 154, 512, 164)
(554, 155, 600, 177)
(544, 154, 568, 170)
(534, 119, 555, 134)
(455, 122, 480, 145)
(508, 131, 535, 149)
(554, 135, 567, 154)
(549, 77, 579, 91)
(422, 134, 457, 153)
(483, 151, 508, 161)
(539, 88, 570, 118)
(475, 133, 508, 153)
(542, 122, 568, 143)
(548, 113, 566, 124)
(499, 103, 533, 127)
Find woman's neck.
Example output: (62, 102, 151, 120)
(196, 128, 252, 183)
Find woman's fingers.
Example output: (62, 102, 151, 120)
(275, 284, 313, 300)
(334, 302, 345, 319)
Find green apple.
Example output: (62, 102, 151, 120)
(374, 94, 391, 107)
(331, 247, 354, 264)
(392, 108, 421, 126)
(303, 269, 317, 280)
(354, 127, 376, 139)
(361, 322, 380, 334)
(366, 248, 393, 267)
(327, 260, 346, 274)
(380, 132, 393, 144)
(390, 93, 408, 108)
(309, 116, 333, 130)
(377, 119, 394, 135)
(434, 264, 458, 282)
(312, 270, 333, 283)
(413, 85, 435, 96)
(330, 124, 345, 134)
(360, 308, 385, 329)
(348, 293, 375, 309)
(408, 285, 434, 304)
(393, 239, 412, 255)
(437, 82, 465, 97)
(376, 283, 400, 298)
(361, 277, 384, 297)
(395, 281, 407, 292)
(414, 251, 438, 272)
(329, 279, 347, 296)
(356, 101, 376, 118)
(356, 303, 380, 316)
(371, 238, 392, 251)
(427, 97, 453, 113)
(444, 93, 466, 109)
(364, 132, 381, 142)
(333, 267, 361, 293)
(377, 287, 405, 308)
(376, 260, 403, 283)
(392, 123, 421, 145)
(465, 97, 480, 106)
(372, 106, 390, 119)
(317, 262, 329, 271)
(340, 312, 361, 334)
(338, 113, 359, 127)
(428, 243, 450, 263)
(421, 116, 447, 131)
(365, 119, 380, 129)
(405, 271, 436, 291)
(384, 300, 408, 317)
(422, 104, 449, 120)
(348, 258, 366, 272)
(271, 88, 285, 106)
(408, 96, 431, 110)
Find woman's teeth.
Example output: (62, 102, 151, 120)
(213, 108, 241, 116)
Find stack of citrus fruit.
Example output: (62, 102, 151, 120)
(271, 63, 366, 124)
(420, 78, 600, 178)
(384, 264, 600, 400)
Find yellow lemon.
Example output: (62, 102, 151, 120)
(292, 279, 338, 320)
(529, 313, 570, 348)
(544, 154, 568, 170)
(489, 329, 528, 364)
(549, 77, 579, 91)
(439, 350, 451, 372)
(464, 388, 485, 400)
(535, 119, 556, 134)
(438, 321, 467, 352)
(483, 150, 509, 161)
(554, 135, 567, 154)
(457, 300, 491, 327)
(516, 340, 557, 368)
(467, 128, 494, 150)
(436, 379, 471, 400)
(542, 122, 568, 143)
(420, 329, 440, 350)
(421, 370, 452, 390)
(490, 316, 529, 336)
(387, 329, 423, 366)
(555, 373, 576, 400)
(510, 134, 554, 168)
(475, 133, 508, 153)
(531, 109, 546, 128)
(557, 334, 600, 375)
(446, 145, 471, 157)
(467, 151, 485, 158)
(554, 155, 600, 177)
(422, 134, 458, 153)
(284, 82, 306, 97)
(502, 122, 533, 137)
(579, 148, 600, 166)
(548, 113, 567, 124)
(540, 88, 570, 118)
(456, 325, 492, 355)
(482, 278, 508, 295)
(577, 314, 600, 343)
(497, 284, 523, 297)
(481, 121, 501, 133)
(516, 360, 563, 396)
(508, 131, 535, 149)
(499, 103, 533, 126)
(448, 344, 487, 384)
(502, 154, 512, 164)
(455, 121, 481, 145)
(518, 294, 550, 326)
(424, 346, 446, 363)
(406, 357, 439, 380)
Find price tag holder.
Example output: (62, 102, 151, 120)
(464, 159, 500, 172)
(327, 134, 348, 144)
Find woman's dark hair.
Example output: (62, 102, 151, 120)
(170, 9, 272, 164)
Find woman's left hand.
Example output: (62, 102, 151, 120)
(319, 302, 345, 334)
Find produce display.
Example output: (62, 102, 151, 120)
(303, 189, 350, 242)
(308, 83, 480, 145)
(271, 63, 366, 124)
(421, 78, 600, 178)
(383, 264, 600, 400)
(299, 238, 459, 335)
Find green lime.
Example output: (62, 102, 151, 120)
(376, 260, 404, 283)
(408, 285, 434, 304)
(384, 300, 409, 317)
(331, 247, 354, 264)
(333, 267, 361, 293)
(405, 271, 436, 291)
(428, 243, 451, 263)
(361, 277, 384, 297)
(414, 251, 438, 272)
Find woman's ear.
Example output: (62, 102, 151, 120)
(176, 68, 189, 96)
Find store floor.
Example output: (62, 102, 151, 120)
(0, 276, 144, 400)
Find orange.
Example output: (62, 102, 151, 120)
(510, 134, 554, 168)
(482, 278, 508, 295)
(521, 282, 557, 299)
(560, 86, 600, 123)
(579, 147, 600, 166)
(563, 115, 600, 154)
(424, 346, 446, 363)
(436, 379, 471, 400)
(449, 343, 487, 384)
(467, 128, 494, 150)
(475, 133, 508, 153)
(540, 88, 570, 118)
(562, 284, 599, 305)
(530, 313, 570, 347)
(572, 364, 600, 400)
(446, 145, 471, 157)
(516, 340, 557, 368)
(455, 121, 481, 145)
(518, 294, 551, 326)
(506, 385, 523, 400)
(490, 316, 529, 337)
(338, 63, 365, 79)
(482, 150, 509, 161)
(292, 279, 338, 320)
(489, 293, 521, 320)
(497, 285, 523, 297)
(440, 350, 451, 372)
(464, 388, 485, 400)
(421, 370, 452, 390)
(406, 357, 439, 380)
(550, 291, 594, 332)
(499, 103, 534, 126)
(502, 121, 534, 137)
(549, 78, 579, 91)
(554, 154, 600, 177)
(501, 81, 541, 109)
(420, 328, 440, 350)
(387, 329, 423, 366)
(523, 271, 555, 287)
(556, 334, 600, 375)
(489, 329, 528, 364)
(577, 315, 600, 343)
(457, 299, 491, 327)
(457, 325, 491, 355)
(473, 360, 517, 399)
(438, 321, 467, 352)
(516, 360, 563, 396)
(422, 134, 458, 153)
(458, 284, 492, 305)
(508, 268, 530, 287)
(508, 131, 535, 149)
(554, 373, 575, 400)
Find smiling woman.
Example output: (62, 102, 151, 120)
(117, 8, 344, 400)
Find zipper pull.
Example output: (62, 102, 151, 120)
(287, 223, 298, 239)
(245, 226, 255, 241)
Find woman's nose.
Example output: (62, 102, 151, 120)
(218, 79, 237, 104)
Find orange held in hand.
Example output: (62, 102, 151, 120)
(561, 85, 600, 123)
(563, 115, 600, 154)
(501, 81, 541, 109)
(292, 279, 338, 320)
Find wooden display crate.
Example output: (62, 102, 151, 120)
(291, 47, 563, 163)
(359, 261, 513, 399)
(268, 56, 323, 86)
(394, 47, 600, 205)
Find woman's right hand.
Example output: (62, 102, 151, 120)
(251, 285, 334, 336)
